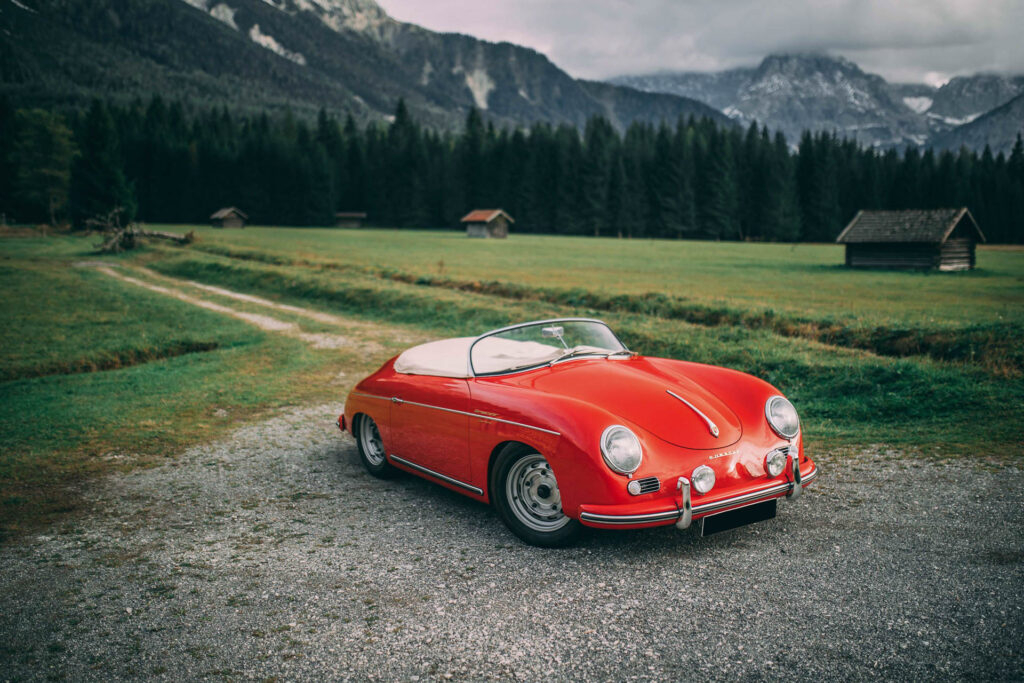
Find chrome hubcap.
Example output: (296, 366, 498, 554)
(506, 454, 570, 532)
(359, 416, 385, 466)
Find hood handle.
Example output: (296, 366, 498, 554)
(666, 389, 720, 438)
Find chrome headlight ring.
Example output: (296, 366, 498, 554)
(691, 464, 716, 494)
(600, 425, 643, 475)
(765, 395, 800, 440)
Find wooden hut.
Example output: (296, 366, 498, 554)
(836, 208, 985, 270)
(210, 207, 247, 229)
(461, 209, 513, 238)
(334, 212, 367, 228)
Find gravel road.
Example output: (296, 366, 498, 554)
(1, 404, 1021, 681)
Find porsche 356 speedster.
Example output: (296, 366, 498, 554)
(340, 318, 816, 546)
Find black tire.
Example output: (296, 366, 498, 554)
(354, 414, 397, 479)
(490, 444, 582, 547)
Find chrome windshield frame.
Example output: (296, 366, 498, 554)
(467, 318, 629, 377)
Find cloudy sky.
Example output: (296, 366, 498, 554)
(375, 0, 1024, 85)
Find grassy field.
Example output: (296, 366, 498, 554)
(2, 227, 1023, 537)
(0, 234, 417, 538)
(166, 226, 1024, 376)
(165, 226, 1023, 329)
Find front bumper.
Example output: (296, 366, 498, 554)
(578, 463, 818, 529)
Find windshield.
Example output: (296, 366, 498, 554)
(470, 319, 627, 376)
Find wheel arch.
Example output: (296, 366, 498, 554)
(487, 440, 534, 494)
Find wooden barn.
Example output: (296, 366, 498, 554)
(334, 212, 367, 228)
(836, 208, 985, 271)
(210, 207, 247, 229)
(461, 209, 513, 238)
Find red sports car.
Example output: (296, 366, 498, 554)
(340, 318, 817, 546)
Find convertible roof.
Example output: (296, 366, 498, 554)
(394, 336, 565, 378)
(394, 338, 474, 378)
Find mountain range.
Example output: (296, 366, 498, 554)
(611, 55, 1024, 153)
(0, 0, 726, 130)
(1, 0, 1020, 151)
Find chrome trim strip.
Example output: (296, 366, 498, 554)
(666, 390, 720, 438)
(579, 509, 681, 525)
(400, 399, 561, 436)
(476, 414, 561, 436)
(351, 392, 391, 401)
(351, 394, 560, 436)
(692, 482, 791, 515)
(580, 464, 818, 526)
(389, 455, 485, 495)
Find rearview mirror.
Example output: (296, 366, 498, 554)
(541, 326, 564, 339)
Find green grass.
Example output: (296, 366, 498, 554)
(162, 226, 1024, 330)
(164, 226, 1024, 376)
(2, 228, 1022, 537)
(0, 236, 380, 538)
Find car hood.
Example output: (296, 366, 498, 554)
(510, 358, 743, 450)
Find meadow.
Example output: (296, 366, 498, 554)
(2, 227, 1022, 536)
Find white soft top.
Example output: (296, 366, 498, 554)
(394, 336, 564, 378)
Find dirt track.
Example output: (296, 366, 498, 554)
(1, 403, 1021, 680)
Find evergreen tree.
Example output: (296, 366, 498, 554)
(0, 97, 16, 222)
(9, 109, 77, 225)
(700, 130, 740, 239)
(70, 100, 135, 225)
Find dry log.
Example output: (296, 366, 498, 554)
(90, 208, 195, 253)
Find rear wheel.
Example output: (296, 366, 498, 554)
(355, 414, 396, 478)
(491, 445, 581, 547)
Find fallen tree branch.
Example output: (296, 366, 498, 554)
(90, 208, 196, 253)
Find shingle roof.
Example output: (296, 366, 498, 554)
(836, 208, 984, 244)
(210, 207, 248, 220)
(460, 209, 515, 224)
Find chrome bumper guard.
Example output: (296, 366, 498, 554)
(579, 465, 818, 527)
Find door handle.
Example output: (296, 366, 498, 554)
(391, 397, 404, 404)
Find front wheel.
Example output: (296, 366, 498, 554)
(354, 414, 397, 479)
(491, 445, 581, 547)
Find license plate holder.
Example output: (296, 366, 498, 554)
(696, 499, 778, 537)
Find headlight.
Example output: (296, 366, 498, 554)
(691, 465, 716, 494)
(765, 395, 800, 439)
(765, 449, 787, 477)
(600, 425, 643, 475)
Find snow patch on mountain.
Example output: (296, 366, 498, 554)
(464, 68, 495, 110)
(248, 24, 307, 65)
(722, 105, 743, 119)
(927, 111, 982, 126)
(209, 3, 238, 30)
(285, 0, 393, 38)
(903, 96, 933, 114)
(179, 0, 239, 31)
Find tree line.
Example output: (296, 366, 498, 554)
(2, 96, 1023, 243)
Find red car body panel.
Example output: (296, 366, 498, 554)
(343, 353, 816, 530)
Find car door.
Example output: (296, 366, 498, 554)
(389, 375, 472, 482)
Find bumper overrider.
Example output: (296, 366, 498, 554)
(578, 462, 818, 530)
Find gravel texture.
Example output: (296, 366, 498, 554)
(1, 404, 1021, 681)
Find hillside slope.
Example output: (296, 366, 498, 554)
(931, 93, 1024, 153)
(0, 0, 728, 129)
